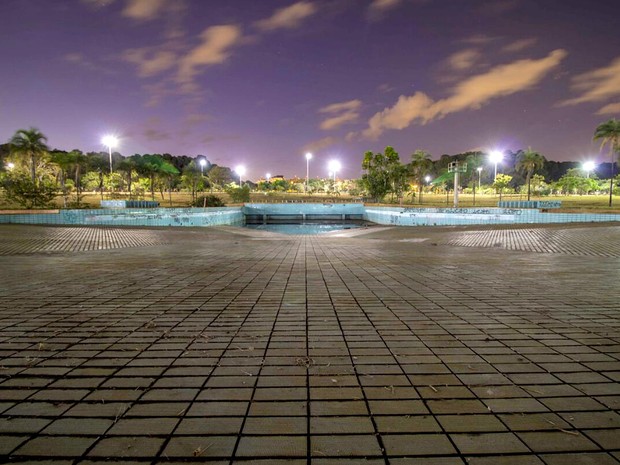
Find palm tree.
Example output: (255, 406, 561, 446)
(9, 127, 49, 184)
(409, 150, 432, 204)
(515, 148, 546, 201)
(593, 118, 620, 207)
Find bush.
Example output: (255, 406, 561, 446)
(1, 173, 58, 209)
(226, 185, 250, 203)
(192, 194, 226, 207)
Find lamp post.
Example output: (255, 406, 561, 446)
(199, 158, 207, 174)
(489, 150, 503, 181)
(6, 162, 15, 170)
(583, 161, 595, 178)
(266, 173, 271, 182)
(305, 152, 312, 193)
(477, 166, 482, 189)
(235, 165, 245, 187)
(101, 135, 118, 173)
(328, 160, 341, 182)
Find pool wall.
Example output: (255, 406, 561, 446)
(1, 204, 619, 228)
(365, 206, 620, 226)
(0, 207, 244, 227)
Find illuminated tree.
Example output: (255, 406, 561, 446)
(593, 118, 620, 207)
(516, 148, 546, 201)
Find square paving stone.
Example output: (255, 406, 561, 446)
(42, 418, 113, 435)
(310, 416, 374, 434)
(540, 452, 620, 465)
(163, 435, 237, 458)
(382, 433, 456, 456)
(87, 436, 165, 457)
(0, 435, 28, 454)
(107, 417, 179, 435)
(243, 416, 307, 435)
(14, 436, 96, 457)
(465, 456, 544, 465)
(375, 415, 441, 433)
(175, 417, 244, 435)
(236, 436, 307, 457)
(583, 429, 620, 449)
(517, 431, 600, 452)
(451, 432, 529, 454)
(311, 434, 383, 457)
(437, 414, 507, 432)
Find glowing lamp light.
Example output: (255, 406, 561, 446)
(583, 161, 596, 178)
(101, 135, 118, 173)
(489, 150, 503, 180)
(235, 165, 246, 187)
(328, 160, 341, 180)
(305, 152, 313, 161)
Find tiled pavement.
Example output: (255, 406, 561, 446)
(0, 222, 619, 464)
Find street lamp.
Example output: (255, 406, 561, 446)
(6, 162, 15, 170)
(305, 152, 312, 193)
(583, 161, 595, 178)
(328, 160, 341, 182)
(101, 135, 118, 173)
(199, 158, 207, 174)
(424, 175, 431, 184)
(266, 173, 271, 182)
(235, 165, 246, 187)
(477, 166, 483, 189)
(489, 150, 503, 181)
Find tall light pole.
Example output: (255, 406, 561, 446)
(235, 165, 245, 188)
(101, 135, 118, 173)
(489, 150, 503, 181)
(305, 152, 312, 193)
(583, 161, 595, 178)
(266, 173, 271, 182)
(199, 158, 207, 174)
(328, 160, 341, 182)
(477, 166, 482, 189)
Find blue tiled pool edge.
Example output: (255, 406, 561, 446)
(0, 204, 619, 228)
(365, 206, 620, 226)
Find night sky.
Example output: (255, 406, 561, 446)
(1, 0, 618, 180)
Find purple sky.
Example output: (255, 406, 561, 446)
(1, 0, 618, 180)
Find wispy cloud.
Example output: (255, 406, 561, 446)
(303, 136, 338, 154)
(362, 49, 567, 139)
(446, 48, 481, 71)
(122, 0, 167, 20)
(177, 25, 243, 92)
(319, 99, 362, 130)
(560, 56, 620, 114)
(255, 2, 317, 32)
(122, 48, 177, 77)
(502, 38, 537, 53)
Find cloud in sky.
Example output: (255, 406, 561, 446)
(177, 25, 243, 92)
(446, 48, 481, 71)
(122, 48, 177, 77)
(255, 2, 317, 32)
(303, 136, 338, 154)
(561, 56, 620, 115)
(362, 49, 567, 139)
(502, 38, 537, 53)
(319, 99, 362, 130)
(122, 0, 167, 20)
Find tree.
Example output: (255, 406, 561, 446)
(593, 118, 620, 207)
(493, 174, 513, 201)
(409, 150, 432, 204)
(181, 161, 204, 202)
(9, 128, 49, 184)
(207, 165, 234, 190)
(361, 146, 403, 202)
(515, 148, 546, 201)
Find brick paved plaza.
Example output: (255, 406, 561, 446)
(0, 223, 619, 464)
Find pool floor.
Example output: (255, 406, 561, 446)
(243, 223, 365, 235)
